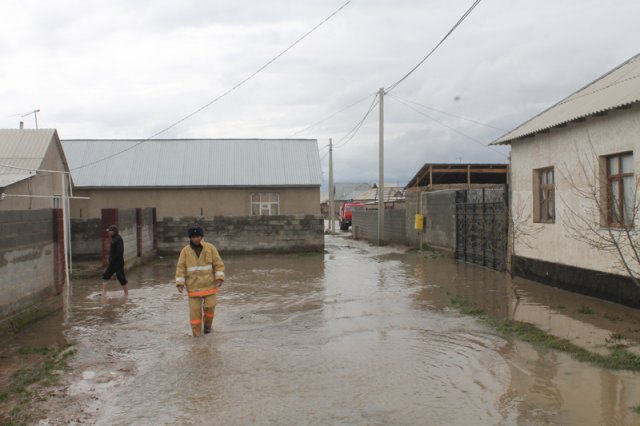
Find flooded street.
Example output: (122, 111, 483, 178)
(5, 234, 640, 425)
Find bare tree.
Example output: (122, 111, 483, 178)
(560, 144, 640, 288)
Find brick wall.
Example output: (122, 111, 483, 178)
(352, 209, 407, 245)
(0, 209, 64, 329)
(157, 215, 325, 254)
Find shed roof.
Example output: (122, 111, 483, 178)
(405, 163, 508, 189)
(61, 139, 322, 188)
(0, 129, 64, 188)
(493, 53, 640, 145)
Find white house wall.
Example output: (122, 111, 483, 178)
(511, 106, 640, 275)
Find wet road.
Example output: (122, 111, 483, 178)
(11, 235, 640, 424)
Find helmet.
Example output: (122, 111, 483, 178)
(187, 226, 204, 238)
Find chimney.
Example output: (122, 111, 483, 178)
(19, 121, 24, 129)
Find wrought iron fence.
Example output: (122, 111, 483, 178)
(455, 187, 508, 271)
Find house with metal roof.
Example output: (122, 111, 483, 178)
(0, 129, 69, 211)
(61, 138, 322, 219)
(493, 52, 640, 308)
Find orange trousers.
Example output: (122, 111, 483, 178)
(188, 294, 216, 337)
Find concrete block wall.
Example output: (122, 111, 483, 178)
(0, 209, 63, 328)
(424, 190, 457, 252)
(404, 190, 420, 247)
(73, 208, 156, 265)
(352, 209, 407, 245)
(118, 209, 138, 263)
(139, 208, 155, 255)
(157, 215, 325, 254)
(71, 218, 102, 259)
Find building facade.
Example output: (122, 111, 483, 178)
(494, 53, 640, 307)
(62, 138, 322, 219)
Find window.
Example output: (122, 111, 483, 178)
(606, 152, 634, 227)
(53, 196, 61, 209)
(534, 167, 555, 223)
(250, 193, 280, 216)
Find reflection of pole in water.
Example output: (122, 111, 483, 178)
(63, 276, 73, 324)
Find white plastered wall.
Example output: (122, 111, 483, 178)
(510, 106, 640, 275)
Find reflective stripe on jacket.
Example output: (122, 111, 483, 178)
(175, 241, 225, 296)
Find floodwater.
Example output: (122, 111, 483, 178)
(6, 234, 640, 425)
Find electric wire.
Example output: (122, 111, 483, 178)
(333, 93, 380, 149)
(387, 94, 507, 131)
(388, 94, 508, 158)
(69, 0, 354, 171)
(286, 92, 377, 138)
(385, 0, 483, 93)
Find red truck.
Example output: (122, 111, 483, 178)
(339, 202, 364, 231)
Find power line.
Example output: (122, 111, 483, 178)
(387, 93, 507, 131)
(385, 0, 483, 93)
(70, 0, 354, 171)
(286, 92, 377, 138)
(334, 93, 380, 149)
(388, 95, 508, 158)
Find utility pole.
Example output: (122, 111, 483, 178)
(377, 88, 384, 245)
(328, 138, 335, 233)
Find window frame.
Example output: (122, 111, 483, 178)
(250, 192, 280, 216)
(533, 167, 555, 224)
(605, 152, 634, 228)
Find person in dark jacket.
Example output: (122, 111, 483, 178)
(102, 224, 128, 297)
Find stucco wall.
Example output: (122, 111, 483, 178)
(0, 139, 68, 211)
(510, 107, 640, 276)
(69, 187, 320, 219)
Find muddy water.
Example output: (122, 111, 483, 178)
(9, 235, 640, 425)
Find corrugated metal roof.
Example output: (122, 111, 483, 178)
(493, 53, 640, 145)
(61, 139, 322, 188)
(333, 183, 372, 201)
(0, 129, 58, 187)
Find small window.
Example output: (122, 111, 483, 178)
(53, 196, 61, 209)
(606, 152, 634, 227)
(250, 192, 280, 216)
(533, 167, 555, 223)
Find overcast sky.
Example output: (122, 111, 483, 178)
(1, 0, 639, 187)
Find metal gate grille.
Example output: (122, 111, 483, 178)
(455, 187, 508, 271)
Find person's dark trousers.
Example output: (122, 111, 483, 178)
(102, 263, 128, 285)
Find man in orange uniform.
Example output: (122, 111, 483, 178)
(175, 226, 225, 336)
